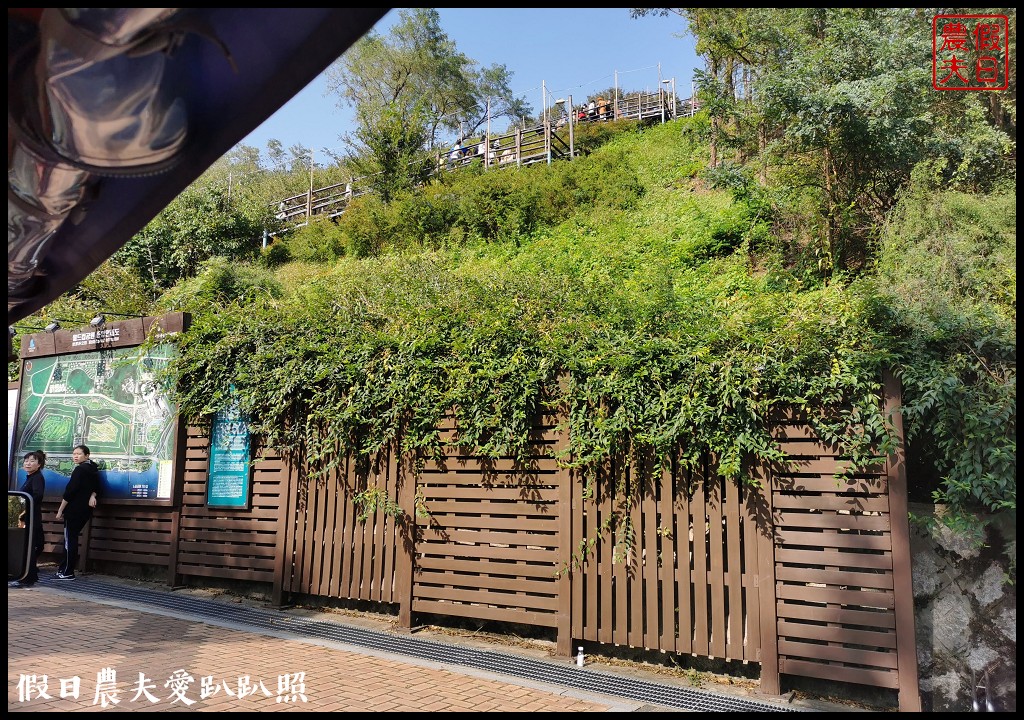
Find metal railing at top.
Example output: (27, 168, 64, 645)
(268, 88, 694, 232)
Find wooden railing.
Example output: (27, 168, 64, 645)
(268, 88, 693, 229)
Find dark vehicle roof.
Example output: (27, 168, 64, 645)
(7, 8, 388, 328)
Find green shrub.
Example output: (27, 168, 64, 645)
(157, 256, 282, 312)
(870, 182, 1016, 517)
(278, 216, 347, 263)
(335, 194, 391, 258)
(260, 239, 292, 267)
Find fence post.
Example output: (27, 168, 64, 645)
(752, 457, 781, 695)
(883, 370, 923, 712)
(567, 94, 574, 158)
(272, 443, 297, 607)
(394, 442, 416, 629)
(555, 400, 573, 657)
(165, 416, 189, 587)
(545, 118, 552, 165)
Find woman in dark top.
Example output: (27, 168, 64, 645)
(55, 444, 100, 579)
(11, 450, 46, 587)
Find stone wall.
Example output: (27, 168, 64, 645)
(910, 502, 1016, 712)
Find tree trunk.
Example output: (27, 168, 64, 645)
(709, 57, 720, 169)
(822, 147, 835, 280)
(758, 122, 767, 185)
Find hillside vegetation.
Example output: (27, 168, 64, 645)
(17, 9, 1015, 548)
(156, 119, 1014, 535)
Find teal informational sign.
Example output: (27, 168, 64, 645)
(206, 400, 252, 509)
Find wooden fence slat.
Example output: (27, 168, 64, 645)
(741, 481, 760, 662)
(777, 620, 897, 648)
(775, 547, 892, 570)
(775, 566, 894, 590)
(413, 585, 559, 611)
(725, 475, 742, 661)
(419, 457, 560, 473)
(776, 530, 892, 550)
(418, 542, 557, 563)
(415, 524, 561, 544)
(691, 462, 709, 655)
(708, 472, 726, 659)
(381, 454, 397, 604)
(418, 526, 559, 548)
(314, 469, 330, 596)
(772, 475, 888, 494)
(629, 473, 644, 647)
(585, 473, 599, 641)
(556, 442, 573, 656)
(775, 512, 891, 532)
(423, 485, 561, 501)
(772, 494, 890, 512)
(336, 459, 353, 597)
(599, 468, 613, 644)
(779, 659, 899, 689)
(642, 464, 659, 650)
(776, 584, 895, 609)
(418, 514, 558, 532)
(752, 459, 781, 695)
(779, 638, 898, 669)
(415, 570, 556, 595)
(173, 564, 275, 582)
(411, 599, 558, 628)
(776, 600, 896, 629)
(781, 458, 885, 475)
(423, 499, 559, 514)
(674, 460, 692, 655)
(395, 448, 414, 625)
(319, 470, 339, 597)
(415, 556, 557, 579)
(175, 541, 277, 557)
(658, 458, 675, 652)
(176, 552, 276, 570)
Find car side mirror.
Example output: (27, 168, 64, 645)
(8, 490, 33, 582)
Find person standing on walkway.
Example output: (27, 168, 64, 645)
(10, 450, 47, 588)
(55, 444, 100, 579)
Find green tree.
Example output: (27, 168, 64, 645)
(324, 8, 531, 150)
(113, 181, 266, 293)
(345, 101, 436, 203)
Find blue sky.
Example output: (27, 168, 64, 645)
(239, 8, 700, 162)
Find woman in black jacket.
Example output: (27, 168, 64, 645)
(55, 444, 100, 579)
(11, 450, 46, 587)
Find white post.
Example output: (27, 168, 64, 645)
(567, 93, 574, 158)
(691, 80, 695, 117)
(306, 150, 314, 220)
(542, 80, 547, 125)
(658, 63, 665, 124)
(614, 70, 618, 119)
(486, 98, 491, 169)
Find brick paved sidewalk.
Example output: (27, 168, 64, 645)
(8, 586, 643, 712)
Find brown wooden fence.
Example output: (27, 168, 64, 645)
(46, 375, 919, 710)
(410, 413, 570, 637)
(570, 452, 765, 664)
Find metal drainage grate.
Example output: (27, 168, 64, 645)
(37, 575, 801, 713)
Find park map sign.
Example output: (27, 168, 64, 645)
(12, 314, 187, 502)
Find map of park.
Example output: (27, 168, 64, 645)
(15, 346, 176, 488)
